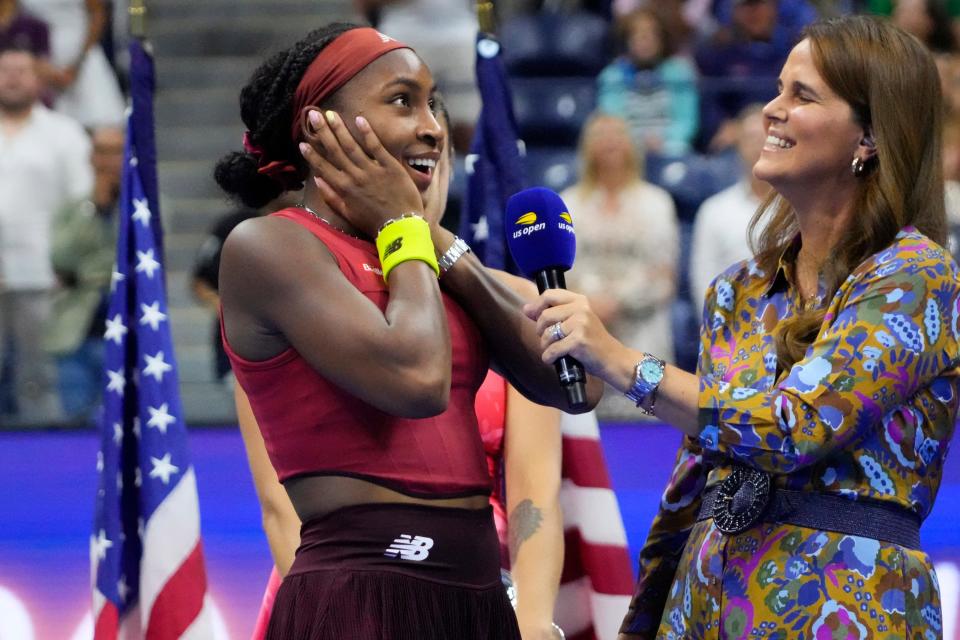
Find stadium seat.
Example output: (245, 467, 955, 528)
(501, 11, 610, 77)
(645, 150, 740, 223)
(510, 77, 596, 146)
(523, 146, 580, 192)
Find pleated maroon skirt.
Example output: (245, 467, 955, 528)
(265, 502, 521, 640)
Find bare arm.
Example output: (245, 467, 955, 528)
(434, 235, 604, 413)
(504, 385, 564, 640)
(220, 217, 450, 418)
(296, 111, 601, 413)
(234, 385, 300, 576)
(525, 289, 700, 434)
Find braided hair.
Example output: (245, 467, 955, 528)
(214, 23, 360, 208)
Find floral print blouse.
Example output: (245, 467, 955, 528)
(619, 227, 960, 639)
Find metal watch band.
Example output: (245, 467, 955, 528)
(438, 236, 471, 275)
(624, 353, 665, 416)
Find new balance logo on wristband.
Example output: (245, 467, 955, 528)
(382, 237, 403, 259)
(383, 534, 434, 561)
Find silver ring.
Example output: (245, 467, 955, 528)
(551, 321, 566, 342)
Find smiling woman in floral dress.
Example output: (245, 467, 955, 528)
(520, 15, 958, 639)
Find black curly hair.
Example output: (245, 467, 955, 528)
(214, 23, 361, 208)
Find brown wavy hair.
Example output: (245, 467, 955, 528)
(748, 15, 946, 371)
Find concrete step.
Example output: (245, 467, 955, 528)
(169, 304, 213, 347)
(163, 197, 239, 234)
(158, 159, 221, 200)
(157, 125, 244, 163)
(151, 16, 334, 58)
(151, 0, 351, 21)
(165, 230, 206, 272)
(179, 381, 236, 425)
(155, 56, 259, 91)
(155, 88, 239, 128)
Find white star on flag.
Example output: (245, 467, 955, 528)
(113, 422, 123, 445)
(106, 369, 126, 395)
(110, 269, 124, 293)
(471, 215, 489, 242)
(96, 451, 104, 472)
(143, 351, 173, 383)
(135, 248, 161, 279)
(149, 453, 179, 484)
(118, 576, 129, 602)
(132, 416, 141, 439)
(134, 467, 142, 487)
(129, 155, 138, 167)
(139, 301, 167, 331)
(91, 529, 113, 561)
(146, 403, 176, 434)
(132, 198, 151, 226)
(104, 314, 128, 345)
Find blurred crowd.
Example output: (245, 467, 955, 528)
(0, 0, 125, 426)
(4, 0, 960, 426)
(433, 0, 960, 421)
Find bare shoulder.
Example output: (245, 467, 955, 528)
(220, 216, 336, 294)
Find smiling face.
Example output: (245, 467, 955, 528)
(331, 48, 444, 193)
(753, 39, 867, 200)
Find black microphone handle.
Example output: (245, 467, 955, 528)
(534, 267, 588, 411)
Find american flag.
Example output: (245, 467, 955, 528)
(459, 32, 524, 273)
(91, 39, 211, 639)
(462, 30, 635, 640)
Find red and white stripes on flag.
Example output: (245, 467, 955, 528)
(556, 411, 635, 640)
(91, 38, 210, 639)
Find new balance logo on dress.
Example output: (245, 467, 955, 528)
(384, 534, 434, 561)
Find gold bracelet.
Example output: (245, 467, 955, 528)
(375, 215, 439, 282)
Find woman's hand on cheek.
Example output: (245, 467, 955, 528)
(422, 152, 450, 226)
(299, 108, 425, 237)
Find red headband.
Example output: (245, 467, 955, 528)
(250, 28, 411, 189)
(289, 27, 411, 141)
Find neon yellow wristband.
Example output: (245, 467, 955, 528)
(375, 215, 439, 282)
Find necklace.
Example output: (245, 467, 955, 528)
(299, 204, 363, 240)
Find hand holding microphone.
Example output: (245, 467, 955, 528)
(505, 187, 590, 410)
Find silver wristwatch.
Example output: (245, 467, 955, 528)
(624, 353, 665, 415)
(438, 236, 471, 275)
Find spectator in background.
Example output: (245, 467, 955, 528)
(0, 0, 48, 55)
(0, 45, 92, 421)
(597, 7, 699, 155)
(890, 0, 957, 53)
(191, 205, 262, 384)
(19, 0, 124, 128)
(561, 113, 679, 421)
(695, 0, 801, 150)
(42, 126, 121, 423)
(355, 0, 480, 152)
(937, 49, 960, 116)
(944, 115, 960, 257)
(689, 103, 770, 306)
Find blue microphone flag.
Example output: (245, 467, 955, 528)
(504, 187, 576, 278)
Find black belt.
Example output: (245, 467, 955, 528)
(696, 466, 921, 549)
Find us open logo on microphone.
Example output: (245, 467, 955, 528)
(558, 211, 574, 234)
(512, 212, 546, 239)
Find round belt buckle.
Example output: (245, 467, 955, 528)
(712, 466, 772, 535)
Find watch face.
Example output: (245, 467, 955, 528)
(640, 359, 664, 383)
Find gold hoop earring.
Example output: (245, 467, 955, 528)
(851, 156, 866, 177)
